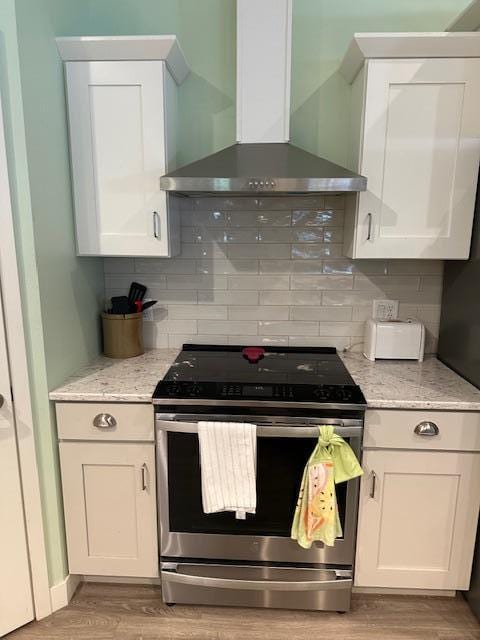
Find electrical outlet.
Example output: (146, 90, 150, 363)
(142, 299, 155, 322)
(372, 299, 399, 321)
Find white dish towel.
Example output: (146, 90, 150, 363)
(198, 421, 257, 519)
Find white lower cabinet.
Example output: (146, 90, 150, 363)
(355, 410, 480, 590)
(59, 441, 158, 577)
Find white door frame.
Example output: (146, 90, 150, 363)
(0, 89, 52, 618)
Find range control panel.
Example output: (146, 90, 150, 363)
(153, 380, 366, 405)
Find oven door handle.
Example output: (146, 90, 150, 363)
(161, 568, 352, 592)
(155, 420, 362, 438)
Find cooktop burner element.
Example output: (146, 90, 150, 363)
(153, 345, 366, 410)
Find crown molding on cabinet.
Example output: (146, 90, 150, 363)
(339, 32, 480, 83)
(55, 35, 190, 85)
(447, 0, 480, 32)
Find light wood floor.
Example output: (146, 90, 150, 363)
(7, 582, 480, 640)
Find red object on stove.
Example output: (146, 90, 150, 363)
(242, 346, 265, 363)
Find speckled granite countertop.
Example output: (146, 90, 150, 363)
(49, 349, 178, 403)
(340, 352, 480, 411)
(49, 348, 480, 411)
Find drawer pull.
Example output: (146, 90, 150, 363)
(369, 470, 377, 499)
(93, 413, 117, 429)
(414, 421, 439, 437)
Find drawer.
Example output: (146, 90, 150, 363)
(56, 402, 154, 441)
(364, 410, 480, 452)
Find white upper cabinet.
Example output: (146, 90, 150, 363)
(340, 33, 480, 259)
(58, 37, 189, 257)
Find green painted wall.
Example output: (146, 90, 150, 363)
(0, 0, 104, 586)
(14, 0, 106, 584)
(15, 0, 105, 389)
(55, 0, 470, 168)
(0, 0, 66, 586)
(62, 0, 237, 167)
(290, 0, 472, 166)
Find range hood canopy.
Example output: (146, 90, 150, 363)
(160, 143, 366, 194)
(160, 0, 366, 196)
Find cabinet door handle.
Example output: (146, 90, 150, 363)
(93, 413, 117, 429)
(141, 463, 148, 491)
(153, 211, 160, 239)
(414, 421, 439, 436)
(0, 393, 4, 408)
(369, 470, 377, 499)
(366, 213, 373, 241)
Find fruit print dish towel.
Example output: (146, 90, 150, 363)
(291, 425, 363, 548)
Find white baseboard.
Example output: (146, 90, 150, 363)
(54, 576, 455, 605)
(50, 574, 81, 611)
(353, 586, 456, 597)
(82, 575, 161, 585)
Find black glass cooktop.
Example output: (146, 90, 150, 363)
(153, 345, 366, 407)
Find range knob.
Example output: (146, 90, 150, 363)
(331, 387, 351, 401)
(342, 388, 352, 401)
(313, 387, 330, 401)
(190, 383, 202, 396)
(166, 383, 180, 396)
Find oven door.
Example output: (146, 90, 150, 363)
(156, 415, 362, 566)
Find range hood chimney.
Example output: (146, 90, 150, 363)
(160, 0, 367, 195)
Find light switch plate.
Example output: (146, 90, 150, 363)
(373, 299, 399, 321)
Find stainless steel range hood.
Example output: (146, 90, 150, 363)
(160, 143, 366, 194)
(160, 0, 366, 196)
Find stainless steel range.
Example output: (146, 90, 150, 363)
(153, 345, 366, 612)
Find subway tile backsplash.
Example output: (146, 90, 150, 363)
(104, 196, 443, 353)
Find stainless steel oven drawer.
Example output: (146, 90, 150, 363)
(161, 562, 353, 611)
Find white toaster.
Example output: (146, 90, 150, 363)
(363, 318, 425, 362)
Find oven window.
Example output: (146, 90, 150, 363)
(167, 433, 347, 537)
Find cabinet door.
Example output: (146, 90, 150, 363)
(355, 449, 480, 590)
(59, 442, 158, 577)
(66, 60, 177, 257)
(354, 58, 480, 259)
